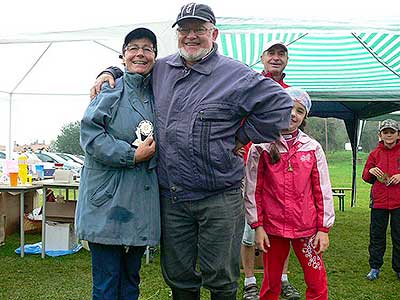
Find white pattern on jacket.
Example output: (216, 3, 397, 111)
(244, 130, 335, 238)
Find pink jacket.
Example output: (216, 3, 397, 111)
(362, 141, 400, 210)
(244, 130, 335, 239)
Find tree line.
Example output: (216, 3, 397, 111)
(304, 118, 381, 153)
(51, 119, 382, 155)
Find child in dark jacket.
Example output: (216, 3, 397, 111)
(362, 119, 400, 281)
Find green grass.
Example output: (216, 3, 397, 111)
(1, 151, 399, 300)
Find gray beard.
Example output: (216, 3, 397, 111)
(178, 47, 210, 63)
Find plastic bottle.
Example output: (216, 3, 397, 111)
(18, 154, 28, 184)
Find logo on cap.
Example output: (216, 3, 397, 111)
(172, 3, 216, 27)
(185, 3, 195, 13)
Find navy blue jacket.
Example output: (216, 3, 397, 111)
(106, 45, 292, 202)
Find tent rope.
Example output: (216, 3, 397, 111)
(11, 42, 53, 93)
(249, 33, 309, 68)
(351, 32, 400, 78)
(92, 40, 120, 54)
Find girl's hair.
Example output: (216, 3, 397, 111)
(269, 143, 281, 164)
(269, 117, 307, 164)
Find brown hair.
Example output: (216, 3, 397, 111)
(269, 143, 281, 164)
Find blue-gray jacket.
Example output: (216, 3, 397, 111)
(152, 45, 293, 201)
(75, 72, 160, 246)
(106, 44, 293, 202)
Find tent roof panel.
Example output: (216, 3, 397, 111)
(217, 28, 400, 100)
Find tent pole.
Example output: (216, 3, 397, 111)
(351, 142, 357, 207)
(351, 119, 361, 207)
(6, 43, 53, 156)
(8, 93, 12, 158)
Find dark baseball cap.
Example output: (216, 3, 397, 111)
(122, 27, 157, 57)
(172, 3, 216, 28)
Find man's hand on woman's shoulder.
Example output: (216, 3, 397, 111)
(90, 73, 116, 99)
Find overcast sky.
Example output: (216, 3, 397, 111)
(2, 0, 399, 34)
(1, 0, 399, 148)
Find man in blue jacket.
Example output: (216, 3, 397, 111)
(92, 3, 293, 300)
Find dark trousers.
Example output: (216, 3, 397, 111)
(89, 242, 146, 300)
(160, 189, 245, 300)
(369, 208, 400, 272)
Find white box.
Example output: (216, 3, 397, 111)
(45, 222, 77, 251)
(54, 169, 73, 183)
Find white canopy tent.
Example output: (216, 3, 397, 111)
(1, 15, 399, 159)
(0, 21, 177, 155)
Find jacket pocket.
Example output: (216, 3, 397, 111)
(198, 108, 233, 122)
(88, 169, 120, 207)
(192, 107, 237, 190)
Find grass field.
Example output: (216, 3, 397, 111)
(1, 151, 399, 300)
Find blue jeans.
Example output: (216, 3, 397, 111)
(89, 242, 146, 300)
(160, 189, 244, 299)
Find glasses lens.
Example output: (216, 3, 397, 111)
(126, 46, 154, 54)
(177, 27, 210, 35)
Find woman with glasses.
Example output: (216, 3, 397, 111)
(76, 27, 159, 300)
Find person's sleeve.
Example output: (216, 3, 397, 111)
(236, 72, 293, 145)
(312, 143, 335, 233)
(97, 66, 124, 80)
(80, 85, 136, 168)
(244, 144, 265, 228)
(362, 152, 377, 184)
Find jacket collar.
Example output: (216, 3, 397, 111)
(378, 140, 400, 150)
(279, 129, 311, 151)
(166, 43, 219, 75)
(123, 71, 152, 89)
(261, 70, 290, 88)
(122, 71, 154, 122)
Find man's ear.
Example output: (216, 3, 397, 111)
(260, 53, 266, 65)
(212, 27, 219, 41)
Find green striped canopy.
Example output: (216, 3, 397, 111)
(216, 18, 400, 120)
(219, 31, 400, 92)
(216, 18, 400, 202)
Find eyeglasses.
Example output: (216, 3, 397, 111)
(176, 27, 213, 36)
(125, 45, 155, 55)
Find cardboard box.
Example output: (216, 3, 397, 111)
(0, 191, 40, 236)
(54, 169, 73, 183)
(240, 248, 264, 272)
(0, 214, 5, 246)
(46, 201, 76, 223)
(23, 214, 42, 233)
(254, 249, 263, 268)
(45, 222, 77, 250)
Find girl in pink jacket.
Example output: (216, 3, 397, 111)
(244, 87, 335, 300)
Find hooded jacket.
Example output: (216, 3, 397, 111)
(76, 72, 160, 246)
